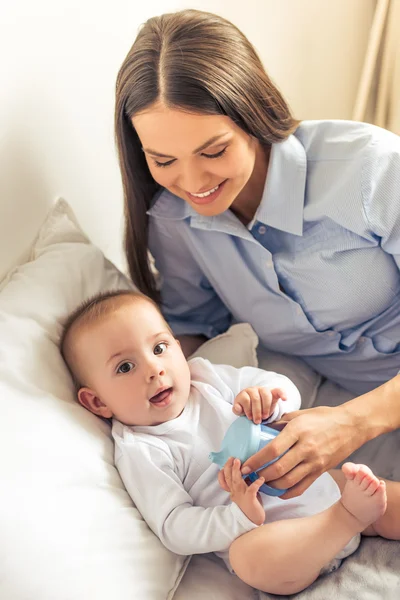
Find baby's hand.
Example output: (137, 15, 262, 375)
(233, 387, 286, 424)
(222, 457, 265, 525)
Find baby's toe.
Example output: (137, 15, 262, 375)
(342, 462, 359, 481)
(365, 478, 380, 496)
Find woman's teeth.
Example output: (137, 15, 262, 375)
(190, 184, 220, 198)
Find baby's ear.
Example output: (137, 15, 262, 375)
(77, 387, 113, 418)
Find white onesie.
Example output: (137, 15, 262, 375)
(112, 358, 359, 573)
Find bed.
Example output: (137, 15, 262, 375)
(1, 199, 399, 600)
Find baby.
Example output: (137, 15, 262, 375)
(61, 290, 400, 596)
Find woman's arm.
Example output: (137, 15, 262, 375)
(177, 334, 207, 358)
(347, 371, 400, 437)
(149, 217, 232, 341)
(241, 132, 400, 497)
(241, 373, 400, 499)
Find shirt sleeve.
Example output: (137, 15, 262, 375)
(148, 217, 232, 338)
(194, 360, 301, 421)
(362, 131, 400, 270)
(114, 432, 258, 556)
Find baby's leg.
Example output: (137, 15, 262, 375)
(229, 462, 387, 596)
(330, 463, 400, 539)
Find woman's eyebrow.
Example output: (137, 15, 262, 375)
(193, 133, 229, 154)
(143, 133, 230, 159)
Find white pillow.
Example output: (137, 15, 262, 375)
(0, 199, 259, 600)
(190, 322, 259, 367)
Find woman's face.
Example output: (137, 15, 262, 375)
(132, 103, 264, 217)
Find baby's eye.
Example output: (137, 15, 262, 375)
(117, 362, 134, 374)
(154, 342, 167, 355)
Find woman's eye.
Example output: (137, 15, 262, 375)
(202, 147, 227, 159)
(117, 362, 134, 374)
(153, 147, 227, 168)
(154, 158, 176, 168)
(154, 342, 167, 355)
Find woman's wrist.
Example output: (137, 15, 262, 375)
(342, 373, 400, 442)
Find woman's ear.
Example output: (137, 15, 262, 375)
(77, 387, 113, 419)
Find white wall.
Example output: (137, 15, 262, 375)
(0, 0, 374, 281)
(187, 0, 375, 121)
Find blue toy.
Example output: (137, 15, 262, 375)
(209, 416, 287, 497)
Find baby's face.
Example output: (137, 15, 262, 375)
(76, 300, 191, 426)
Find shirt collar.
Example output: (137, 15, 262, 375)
(250, 133, 306, 235)
(147, 188, 193, 220)
(148, 133, 306, 236)
(148, 190, 247, 238)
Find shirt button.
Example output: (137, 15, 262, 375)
(258, 225, 267, 235)
(359, 337, 366, 343)
(266, 259, 273, 268)
(296, 306, 302, 315)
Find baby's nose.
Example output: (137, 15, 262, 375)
(148, 362, 166, 379)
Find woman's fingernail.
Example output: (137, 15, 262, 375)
(241, 467, 251, 475)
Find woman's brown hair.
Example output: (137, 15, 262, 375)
(115, 9, 299, 302)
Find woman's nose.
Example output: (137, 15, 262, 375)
(177, 164, 207, 194)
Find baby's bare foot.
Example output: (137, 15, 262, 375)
(340, 463, 387, 530)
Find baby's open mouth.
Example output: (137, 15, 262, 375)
(150, 387, 173, 404)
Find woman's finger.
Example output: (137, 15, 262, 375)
(278, 472, 320, 499)
(255, 445, 305, 485)
(241, 424, 299, 476)
(262, 460, 317, 491)
(277, 410, 303, 422)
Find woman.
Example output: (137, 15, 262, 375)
(114, 9, 400, 499)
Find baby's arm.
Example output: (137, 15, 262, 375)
(114, 436, 259, 556)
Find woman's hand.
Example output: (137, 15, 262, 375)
(241, 405, 365, 499)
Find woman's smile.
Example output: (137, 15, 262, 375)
(186, 180, 228, 205)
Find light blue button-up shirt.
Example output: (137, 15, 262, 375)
(148, 120, 400, 395)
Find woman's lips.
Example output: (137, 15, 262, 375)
(187, 179, 227, 205)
